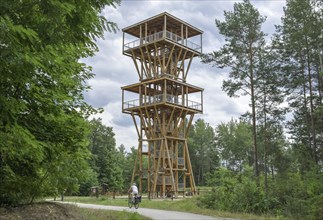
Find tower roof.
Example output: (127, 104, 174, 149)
(122, 12, 203, 38)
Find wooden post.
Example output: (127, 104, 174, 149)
(200, 34, 203, 53)
(164, 15, 167, 38)
(122, 32, 125, 54)
(181, 24, 184, 44)
(185, 26, 188, 46)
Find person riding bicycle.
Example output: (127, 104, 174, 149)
(128, 182, 138, 203)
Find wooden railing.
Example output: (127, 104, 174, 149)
(124, 30, 201, 53)
(123, 94, 202, 111)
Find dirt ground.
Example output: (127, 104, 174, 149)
(0, 202, 84, 220)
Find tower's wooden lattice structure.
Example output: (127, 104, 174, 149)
(121, 12, 203, 198)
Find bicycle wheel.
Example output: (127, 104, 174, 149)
(128, 198, 133, 208)
(134, 201, 139, 209)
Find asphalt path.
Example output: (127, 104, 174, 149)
(55, 201, 237, 220)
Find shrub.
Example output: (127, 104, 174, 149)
(200, 167, 322, 219)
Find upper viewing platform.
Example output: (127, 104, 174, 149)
(122, 12, 203, 55)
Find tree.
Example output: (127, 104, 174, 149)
(274, 0, 323, 171)
(123, 146, 141, 189)
(254, 48, 286, 192)
(188, 119, 218, 186)
(0, 0, 120, 205)
(201, 0, 266, 180)
(215, 119, 253, 172)
(88, 118, 125, 193)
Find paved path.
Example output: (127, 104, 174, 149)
(55, 201, 237, 220)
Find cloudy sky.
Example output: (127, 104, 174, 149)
(83, 0, 286, 151)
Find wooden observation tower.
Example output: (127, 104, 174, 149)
(121, 12, 203, 198)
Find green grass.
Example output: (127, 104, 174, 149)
(64, 196, 284, 220)
(77, 208, 151, 220)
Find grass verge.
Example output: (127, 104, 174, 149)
(77, 207, 151, 220)
(0, 202, 151, 220)
(64, 196, 284, 220)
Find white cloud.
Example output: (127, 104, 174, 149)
(84, 0, 286, 152)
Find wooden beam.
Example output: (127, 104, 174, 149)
(184, 140, 196, 195)
(138, 109, 149, 138)
(171, 108, 183, 136)
(200, 34, 203, 53)
(139, 24, 142, 45)
(153, 106, 162, 134)
(165, 44, 176, 73)
(166, 106, 176, 133)
(185, 26, 188, 46)
(185, 114, 194, 137)
(178, 50, 188, 79)
(154, 43, 163, 77)
(139, 47, 150, 79)
(145, 45, 154, 78)
(122, 32, 125, 54)
(165, 139, 175, 192)
(145, 107, 155, 139)
(181, 24, 183, 44)
(131, 51, 141, 79)
(139, 141, 143, 193)
(131, 112, 140, 137)
(153, 138, 164, 196)
(130, 142, 140, 187)
(164, 15, 167, 38)
(201, 91, 203, 112)
(184, 54, 194, 80)
(173, 47, 183, 77)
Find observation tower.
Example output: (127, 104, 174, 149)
(121, 12, 203, 198)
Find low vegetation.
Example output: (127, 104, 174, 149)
(0, 202, 150, 220)
(200, 168, 323, 220)
(65, 196, 280, 220)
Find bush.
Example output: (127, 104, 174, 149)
(200, 167, 267, 213)
(200, 167, 322, 219)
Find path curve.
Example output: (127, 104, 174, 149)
(55, 201, 237, 220)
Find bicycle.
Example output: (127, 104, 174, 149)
(128, 194, 141, 209)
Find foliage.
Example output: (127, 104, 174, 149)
(78, 168, 99, 196)
(215, 119, 252, 171)
(88, 118, 124, 193)
(201, 167, 322, 219)
(202, 167, 266, 213)
(0, 0, 120, 206)
(274, 0, 323, 171)
(199, 0, 322, 219)
(201, 0, 268, 179)
(122, 146, 139, 190)
(188, 119, 219, 186)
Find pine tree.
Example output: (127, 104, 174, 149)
(201, 0, 266, 180)
(274, 0, 323, 170)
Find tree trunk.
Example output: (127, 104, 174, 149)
(263, 92, 268, 195)
(318, 52, 323, 104)
(305, 36, 318, 165)
(250, 51, 259, 184)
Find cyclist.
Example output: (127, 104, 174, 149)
(128, 182, 138, 203)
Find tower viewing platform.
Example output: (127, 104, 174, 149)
(122, 12, 203, 82)
(121, 12, 203, 199)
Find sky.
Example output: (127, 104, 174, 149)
(83, 0, 286, 152)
